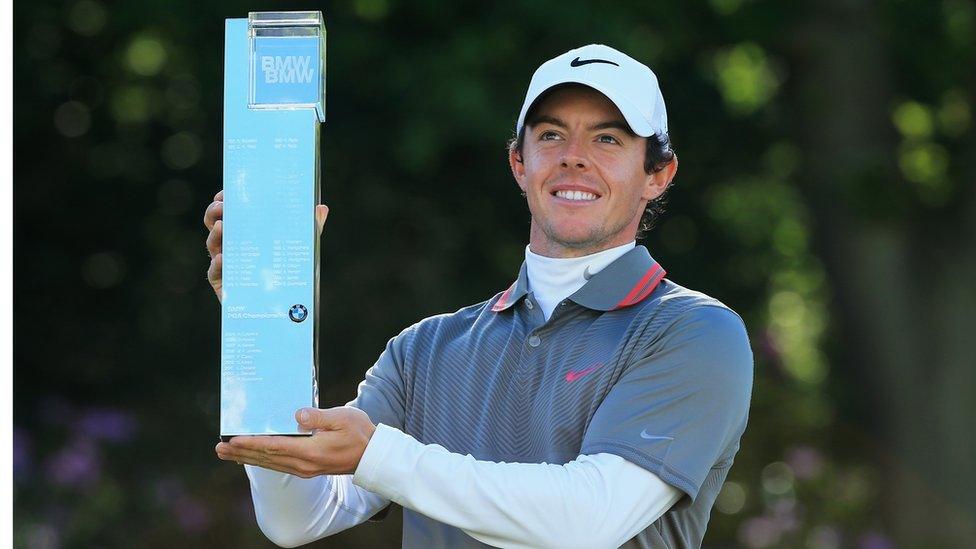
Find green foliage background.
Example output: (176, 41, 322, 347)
(13, 0, 976, 547)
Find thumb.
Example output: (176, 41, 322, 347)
(296, 407, 340, 430)
(315, 204, 329, 237)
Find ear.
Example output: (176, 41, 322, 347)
(641, 153, 678, 202)
(509, 145, 527, 194)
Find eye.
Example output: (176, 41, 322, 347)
(597, 134, 620, 144)
(540, 130, 562, 141)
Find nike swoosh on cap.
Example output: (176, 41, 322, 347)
(570, 56, 619, 68)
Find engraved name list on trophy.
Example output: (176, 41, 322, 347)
(220, 12, 326, 436)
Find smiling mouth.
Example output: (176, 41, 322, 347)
(552, 190, 600, 201)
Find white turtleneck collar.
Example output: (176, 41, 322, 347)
(524, 241, 636, 320)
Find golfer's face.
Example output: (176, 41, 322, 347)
(514, 86, 660, 257)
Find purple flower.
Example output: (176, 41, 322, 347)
(738, 516, 782, 548)
(768, 497, 800, 532)
(786, 445, 824, 480)
(44, 436, 101, 487)
(13, 427, 32, 480)
(76, 407, 138, 442)
(173, 495, 211, 534)
(24, 523, 61, 549)
(807, 525, 842, 549)
(858, 531, 895, 549)
(758, 329, 782, 365)
(153, 477, 185, 506)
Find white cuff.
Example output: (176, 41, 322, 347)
(353, 422, 413, 500)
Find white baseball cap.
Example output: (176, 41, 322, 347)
(515, 44, 668, 138)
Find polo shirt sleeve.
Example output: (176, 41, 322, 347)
(580, 305, 754, 509)
(345, 325, 412, 435)
(343, 326, 415, 522)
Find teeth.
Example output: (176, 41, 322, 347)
(555, 190, 598, 201)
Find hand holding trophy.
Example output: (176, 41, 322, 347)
(204, 189, 328, 304)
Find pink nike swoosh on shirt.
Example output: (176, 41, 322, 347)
(565, 363, 604, 382)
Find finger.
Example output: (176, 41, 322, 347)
(204, 199, 224, 231)
(206, 220, 223, 258)
(296, 407, 344, 431)
(216, 441, 289, 464)
(221, 452, 319, 478)
(214, 189, 224, 202)
(216, 443, 312, 476)
(315, 204, 329, 237)
(241, 458, 309, 478)
(208, 253, 222, 297)
(228, 435, 316, 461)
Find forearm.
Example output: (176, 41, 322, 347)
(245, 465, 390, 547)
(352, 424, 682, 549)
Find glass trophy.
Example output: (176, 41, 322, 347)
(220, 12, 325, 436)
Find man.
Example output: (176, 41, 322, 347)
(206, 44, 753, 548)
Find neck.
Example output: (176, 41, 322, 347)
(524, 240, 636, 320)
(527, 220, 641, 258)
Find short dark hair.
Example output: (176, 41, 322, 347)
(507, 89, 676, 240)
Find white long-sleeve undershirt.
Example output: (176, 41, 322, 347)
(246, 430, 681, 548)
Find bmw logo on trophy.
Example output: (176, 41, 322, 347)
(220, 12, 325, 437)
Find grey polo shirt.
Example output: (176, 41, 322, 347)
(347, 245, 754, 548)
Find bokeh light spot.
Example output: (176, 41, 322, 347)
(713, 43, 780, 115)
(807, 525, 842, 549)
(768, 290, 804, 329)
(772, 217, 807, 257)
(67, 0, 107, 37)
(126, 35, 168, 76)
(738, 516, 781, 548)
(354, 0, 390, 21)
(110, 85, 154, 123)
(82, 251, 126, 289)
(891, 101, 934, 139)
(785, 445, 825, 480)
(763, 142, 800, 179)
(161, 132, 202, 170)
(857, 531, 896, 549)
(710, 0, 746, 15)
(938, 89, 970, 136)
(944, 0, 975, 47)
(768, 289, 828, 384)
(898, 142, 950, 205)
(24, 523, 61, 549)
(761, 461, 795, 495)
(716, 481, 747, 514)
(54, 101, 91, 138)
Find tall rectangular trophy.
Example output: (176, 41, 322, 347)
(220, 11, 325, 436)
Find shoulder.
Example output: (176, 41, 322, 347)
(637, 279, 748, 341)
(629, 279, 753, 378)
(390, 297, 495, 349)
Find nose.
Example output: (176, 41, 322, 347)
(560, 138, 588, 170)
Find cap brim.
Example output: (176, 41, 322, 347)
(517, 78, 655, 137)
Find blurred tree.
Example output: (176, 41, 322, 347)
(789, 0, 976, 545)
